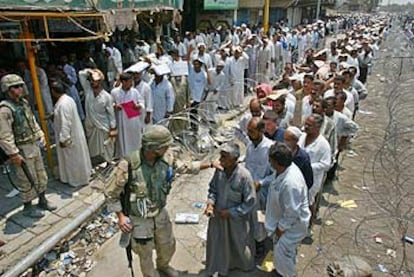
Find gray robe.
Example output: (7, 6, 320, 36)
(206, 164, 256, 275)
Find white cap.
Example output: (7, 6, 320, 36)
(286, 126, 303, 140)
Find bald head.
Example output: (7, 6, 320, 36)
(249, 98, 262, 117)
(247, 116, 265, 143)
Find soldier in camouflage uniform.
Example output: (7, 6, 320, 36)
(0, 74, 56, 218)
(106, 124, 219, 277)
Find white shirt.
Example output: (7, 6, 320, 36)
(245, 136, 273, 181)
(150, 77, 175, 123)
(298, 134, 331, 204)
(188, 65, 207, 102)
(327, 110, 359, 137)
(324, 88, 355, 114)
(265, 163, 311, 234)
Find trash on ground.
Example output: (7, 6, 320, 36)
(386, 249, 396, 258)
(372, 233, 383, 244)
(21, 208, 119, 277)
(337, 200, 358, 209)
(358, 109, 374, 115)
(327, 255, 373, 276)
(175, 213, 199, 224)
(324, 220, 334, 226)
(403, 235, 414, 245)
(257, 250, 274, 272)
(197, 227, 208, 241)
(346, 150, 358, 157)
(5, 188, 19, 198)
(377, 264, 388, 272)
(193, 202, 205, 209)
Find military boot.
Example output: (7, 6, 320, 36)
(38, 193, 57, 211)
(158, 266, 179, 277)
(22, 202, 44, 218)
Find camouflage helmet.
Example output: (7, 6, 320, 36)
(1, 74, 25, 93)
(142, 125, 173, 150)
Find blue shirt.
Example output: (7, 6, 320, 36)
(265, 127, 285, 142)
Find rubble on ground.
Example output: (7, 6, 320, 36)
(20, 209, 118, 277)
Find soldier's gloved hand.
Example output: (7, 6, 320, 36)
(9, 153, 25, 166)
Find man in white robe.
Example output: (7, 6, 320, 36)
(202, 61, 225, 123)
(111, 73, 145, 158)
(131, 66, 153, 127)
(228, 46, 249, 108)
(244, 117, 273, 261)
(256, 38, 272, 83)
(79, 68, 116, 162)
(50, 81, 92, 187)
(298, 114, 331, 227)
(265, 142, 311, 277)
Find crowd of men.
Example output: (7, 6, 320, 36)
(0, 12, 393, 277)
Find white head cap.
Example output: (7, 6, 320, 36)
(286, 126, 303, 140)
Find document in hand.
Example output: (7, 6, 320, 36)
(121, 101, 141, 119)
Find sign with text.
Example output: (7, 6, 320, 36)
(204, 0, 238, 10)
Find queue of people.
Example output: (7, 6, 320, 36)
(0, 13, 392, 277)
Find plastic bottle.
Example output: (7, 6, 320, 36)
(119, 217, 132, 248)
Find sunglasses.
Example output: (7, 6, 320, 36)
(10, 84, 24, 89)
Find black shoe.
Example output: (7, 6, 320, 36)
(23, 207, 45, 218)
(38, 201, 57, 211)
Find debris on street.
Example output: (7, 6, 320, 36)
(20, 209, 118, 276)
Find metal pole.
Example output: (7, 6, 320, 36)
(316, 0, 321, 20)
(233, 9, 238, 26)
(264, 0, 270, 34)
(22, 20, 54, 169)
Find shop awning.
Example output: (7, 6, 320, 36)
(0, 0, 94, 11)
(0, 0, 183, 11)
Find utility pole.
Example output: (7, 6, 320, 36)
(264, 0, 270, 34)
(316, 0, 321, 20)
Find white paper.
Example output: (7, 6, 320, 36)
(257, 210, 266, 223)
(152, 63, 171, 76)
(175, 213, 199, 224)
(125, 61, 149, 73)
(170, 61, 189, 76)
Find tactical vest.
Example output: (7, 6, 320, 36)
(0, 99, 41, 145)
(127, 151, 173, 218)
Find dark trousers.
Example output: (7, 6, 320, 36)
(358, 66, 368, 84)
(190, 101, 200, 131)
(326, 152, 340, 181)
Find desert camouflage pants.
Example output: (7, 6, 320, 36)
(130, 208, 176, 277)
(15, 143, 47, 203)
